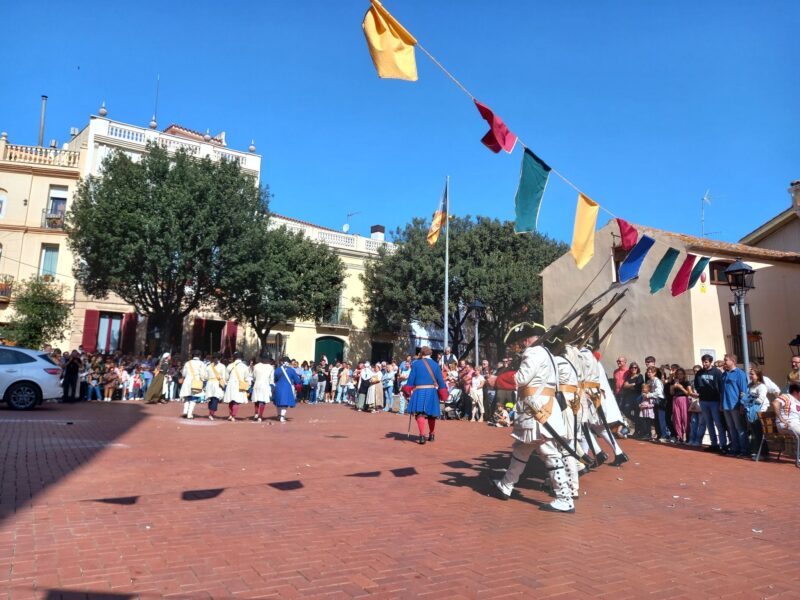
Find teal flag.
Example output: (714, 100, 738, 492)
(688, 256, 711, 289)
(649, 247, 680, 294)
(514, 148, 551, 233)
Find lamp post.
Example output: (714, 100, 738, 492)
(789, 334, 800, 357)
(468, 299, 486, 368)
(724, 258, 756, 375)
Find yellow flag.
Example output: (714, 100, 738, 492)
(427, 183, 448, 246)
(570, 193, 599, 269)
(362, 0, 418, 81)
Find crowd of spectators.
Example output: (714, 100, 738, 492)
(613, 352, 800, 460)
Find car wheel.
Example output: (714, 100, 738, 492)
(6, 382, 41, 410)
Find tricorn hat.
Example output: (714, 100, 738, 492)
(504, 322, 547, 345)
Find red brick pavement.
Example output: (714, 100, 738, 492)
(1, 401, 799, 599)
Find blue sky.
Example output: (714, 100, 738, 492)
(1, 1, 797, 244)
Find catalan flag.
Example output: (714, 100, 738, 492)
(362, 0, 418, 81)
(427, 182, 448, 246)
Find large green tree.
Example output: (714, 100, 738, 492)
(67, 143, 266, 351)
(4, 277, 72, 349)
(361, 216, 568, 360)
(215, 224, 346, 351)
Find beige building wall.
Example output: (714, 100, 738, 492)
(0, 135, 80, 348)
(543, 220, 800, 383)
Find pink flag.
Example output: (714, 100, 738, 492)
(671, 253, 697, 297)
(616, 218, 638, 251)
(474, 100, 517, 153)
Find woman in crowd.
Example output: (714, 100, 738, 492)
(103, 363, 118, 402)
(470, 366, 485, 422)
(365, 363, 382, 411)
(251, 353, 275, 422)
(670, 368, 693, 444)
(643, 365, 666, 442)
(274, 356, 301, 422)
(205, 353, 227, 420)
(687, 387, 706, 446)
(745, 367, 770, 459)
(620, 362, 644, 434)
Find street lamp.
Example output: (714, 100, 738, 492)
(468, 299, 486, 367)
(789, 334, 800, 357)
(725, 258, 756, 374)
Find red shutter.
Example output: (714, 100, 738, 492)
(82, 310, 100, 353)
(224, 321, 238, 356)
(192, 318, 206, 353)
(121, 312, 137, 354)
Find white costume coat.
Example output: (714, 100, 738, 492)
(179, 358, 208, 399)
(251, 363, 275, 403)
(223, 360, 251, 404)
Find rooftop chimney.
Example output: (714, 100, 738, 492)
(370, 224, 385, 242)
(789, 180, 800, 212)
(38, 95, 48, 147)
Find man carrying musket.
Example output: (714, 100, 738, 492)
(488, 322, 575, 513)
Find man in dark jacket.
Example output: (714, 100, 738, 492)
(693, 354, 726, 452)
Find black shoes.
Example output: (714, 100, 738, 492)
(595, 451, 609, 465)
(428, 433, 435, 442)
(610, 453, 629, 467)
(703, 445, 721, 453)
(417, 435, 426, 445)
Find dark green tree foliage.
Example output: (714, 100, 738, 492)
(216, 225, 345, 351)
(67, 143, 265, 351)
(5, 278, 72, 349)
(361, 216, 568, 359)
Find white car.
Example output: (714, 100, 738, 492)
(0, 346, 63, 410)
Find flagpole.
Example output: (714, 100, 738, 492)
(443, 176, 450, 355)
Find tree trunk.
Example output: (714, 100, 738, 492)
(146, 311, 184, 356)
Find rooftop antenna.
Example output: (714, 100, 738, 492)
(701, 190, 720, 237)
(342, 210, 361, 233)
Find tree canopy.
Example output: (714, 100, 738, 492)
(215, 224, 345, 351)
(67, 143, 266, 351)
(4, 277, 72, 349)
(361, 216, 568, 360)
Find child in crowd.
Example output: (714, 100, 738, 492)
(132, 367, 143, 400)
(638, 382, 655, 440)
(493, 403, 510, 427)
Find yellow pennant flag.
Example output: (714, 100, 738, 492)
(362, 0, 418, 81)
(570, 193, 599, 269)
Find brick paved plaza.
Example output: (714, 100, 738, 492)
(1, 402, 799, 600)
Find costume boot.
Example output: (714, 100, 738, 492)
(540, 449, 575, 513)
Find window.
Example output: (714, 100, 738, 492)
(48, 185, 68, 216)
(0, 349, 35, 364)
(97, 313, 123, 354)
(611, 245, 629, 283)
(709, 260, 733, 285)
(0, 188, 7, 218)
(39, 244, 59, 279)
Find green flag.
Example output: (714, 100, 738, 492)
(688, 256, 711, 289)
(514, 148, 551, 233)
(649, 247, 680, 294)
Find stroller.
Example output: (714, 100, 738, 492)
(441, 388, 464, 420)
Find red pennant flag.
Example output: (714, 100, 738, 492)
(616, 218, 639, 251)
(474, 99, 517, 153)
(671, 253, 697, 297)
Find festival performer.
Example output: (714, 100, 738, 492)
(274, 356, 301, 422)
(251, 353, 275, 422)
(402, 346, 447, 445)
(205, 353, 227, 421)
(145, 352, 171, 404)
(489, 323, 575, 513)
(223, 351, 250, 421)
(547, 337, 585, 498)
(578, 344, 629, 467)
(179, 349, 208, 420)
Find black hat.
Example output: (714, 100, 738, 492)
(233, 351, 243, 360)
(192, 349, 201, 358)
(504, 322, 547, 345)
(543, 336, 561, 351)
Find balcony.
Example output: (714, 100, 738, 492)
(0, 276, 13, 302)
(731, 331, 765, 365)
(318, 308, 353, 329)
(41, 210, 66, 230)
(1, 143, 80, 168)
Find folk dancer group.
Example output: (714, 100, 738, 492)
(178, 351, 302, 423)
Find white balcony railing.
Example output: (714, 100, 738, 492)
(1, 143, 80, 168)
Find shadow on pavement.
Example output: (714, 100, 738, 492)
(0, 402, 149, 525)
(42, 590, 135, 600)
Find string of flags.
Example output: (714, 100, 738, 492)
(361, 0, 713, 297)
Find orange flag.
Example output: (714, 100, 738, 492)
(362, 0, 418, 81)
(570, 193, 599, 269)
(427, 183, 448, 246)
